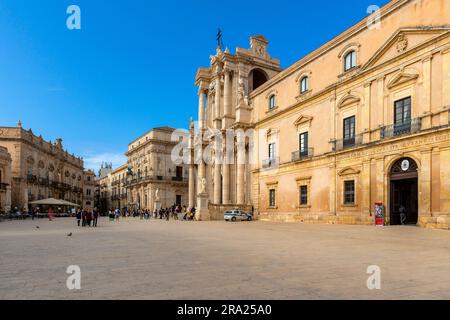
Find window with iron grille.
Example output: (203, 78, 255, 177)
(344, 180, 355, 205)
(343, 116, 356, 146)
(269, 189, 276, 207)
(299, 132, 309, 156)
(300, 185, 308, 206)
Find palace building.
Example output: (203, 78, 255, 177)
(188, 0, 450, 229)
(0, 146, 12, 213)
(125, 127, 189, 211)
(0, 121, 85, 211)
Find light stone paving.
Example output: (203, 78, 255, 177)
(0, 218, 450, 300)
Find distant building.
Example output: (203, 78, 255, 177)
(0, 146, 12, 213)
(0, 121, 85, 211)
(96, 164, 127, 213)
(83, 170, 96, 210)
(125, 127, 189, 211)
(98, 162, 113, 179)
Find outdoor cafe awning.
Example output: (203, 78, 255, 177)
(28, 198, 80, 207)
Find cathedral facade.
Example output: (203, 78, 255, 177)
(188, 0, 450, 229)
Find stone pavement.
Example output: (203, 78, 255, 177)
(0, 217, 449, 300)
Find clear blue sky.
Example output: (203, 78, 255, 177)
(0, 0, 390, 172)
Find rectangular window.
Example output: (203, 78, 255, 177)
(394, 97, 411, 125)
(269, 189, 276, 207)
(300, 185, 308, 206)
(299, 132, 309, 156)
(343, 116, 356, 146)
(176, 166, 183, 178)
(344, 180, 355, 205)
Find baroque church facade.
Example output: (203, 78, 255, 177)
(187, 0, 450, 229)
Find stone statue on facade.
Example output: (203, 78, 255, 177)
(238, 78, 248, 106)
(200, 178, 207, 194)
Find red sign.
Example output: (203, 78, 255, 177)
(375, 203, 384, 227)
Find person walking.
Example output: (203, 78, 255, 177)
(93, 209, 99, 227)
(48, 208, 54, 221)
(115, 208, 121, 222)
(86, 210, 92, 227)
(76, 210, 82, 227)
(399, 205, 407, 225)
(81, 209, 87, 227)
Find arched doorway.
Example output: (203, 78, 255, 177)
(248, 68, 268, 92)
(389, 157, 418, 225)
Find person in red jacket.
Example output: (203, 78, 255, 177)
(48, 208, 54, 221)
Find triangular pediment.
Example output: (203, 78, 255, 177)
(387, 70, 419, 89)
(294, 115, 313, 127)
(362, 27, 450, 71)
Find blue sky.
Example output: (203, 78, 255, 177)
(0, 0, 390, 172)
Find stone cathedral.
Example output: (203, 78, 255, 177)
(188, 0, 450, 230)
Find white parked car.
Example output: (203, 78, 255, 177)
(224, 210, 253, 222)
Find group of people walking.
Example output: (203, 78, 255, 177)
(106, 205, 197, 222)
(75, 209, 99, 227)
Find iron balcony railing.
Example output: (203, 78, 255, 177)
(332, 134, 363, 152)
(380, 118, 422, 140)
(262, 157, 280, 169)
(292, 148, 314, 162)
(124, 175, 188, 186)
(27, 174, 37, 183)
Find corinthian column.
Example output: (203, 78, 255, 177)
(188, 119, 196, 209)
(214, 77, 221, 128)
(223, 70, 231, 117)
(213, 138, 222, 205)
(222, 143, 230, 205)
(189, 165, 195, 209)
(236, 135, 245, 205)
(198, 89, 205, 129)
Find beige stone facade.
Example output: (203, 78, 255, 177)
(0, 146, 12, 213)
(126, 127, 189, 211)
(189, 0, 450, 229)
(0, 122, 85, 211)
(97, 127, 189, 213)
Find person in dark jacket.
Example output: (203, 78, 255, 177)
(76, 210, 82, 227)
(93, 209, 99, 227)
(86, 210, 92, 227)
(81, 210, 87, 227)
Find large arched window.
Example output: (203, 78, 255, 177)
(249, 68, 269, 92)
(268, 95, 277, 110)
(344, 51, 357, 71)
(300, 76, 309, 94)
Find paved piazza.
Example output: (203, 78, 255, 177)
(0, 218, 450, 300)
